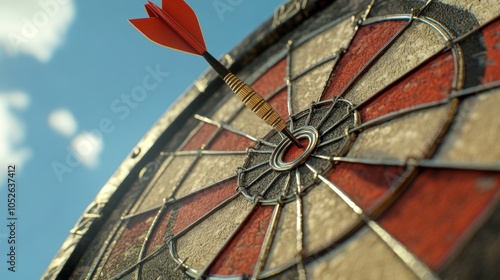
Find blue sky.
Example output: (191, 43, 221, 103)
(0, 0, 284, 278)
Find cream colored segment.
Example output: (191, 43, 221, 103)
(306, 227, 418, 280)
(228, 105, 275, 139)
(292, 61, 336, 114)
(264, 202, 298, 271)
(175, 155, 246, 198)
(137, 155, 196, 212)
(212, 93, 272, 139)
(211, 95, 243, 122)
(303, 183, 359, 253)
(438, 0, 500, 25)
(175, 196, 254, 270)
(348, 105, 450, 160)
(435, 89, 500, 164)
(344, 21, 446, 105)
(291, 17, 355, 76)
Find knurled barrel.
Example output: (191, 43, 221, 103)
(224, 73, 287, 132)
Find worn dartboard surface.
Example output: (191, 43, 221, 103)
(45, 0, 500, 279)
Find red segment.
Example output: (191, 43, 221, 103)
(209, 206, 274, 275)
(209, 130, 255, 151)
(172, 179, 237, 235)
(283, 139, 309, 162)
(482, 18, 500, 83)
(181, 123, 217, 151)
(359, 51, 454, 122)
(251, 59, 287, 99)
(328, 163, 405, 211)
(322, 21, 407, 100)
(102, 211, 156, 277)
(379, 169, 500, 270)
(268, 88, 289, 121)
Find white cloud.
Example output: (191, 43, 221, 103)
(0, 0, 76, 62)
(71, 131, 103, 168)
(0, 92, 32, 184)
(48, 108, 77, 137)
(8, 91, 30, 109)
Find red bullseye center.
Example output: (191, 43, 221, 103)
(282, 138, 310, 162)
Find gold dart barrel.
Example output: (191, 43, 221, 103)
(224, 73, 286, 131)
(224, 73, 302, 147)
(201, 52, 302, 147)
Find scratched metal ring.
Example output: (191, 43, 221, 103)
(269, 126, 319, 172)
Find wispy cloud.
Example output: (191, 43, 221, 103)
(71, 131, 103, 169)
(48, 108, 104, 169)
(48, 108, 77, 137)
(0, 0, 76, 62)
(0, 92, 32, 184)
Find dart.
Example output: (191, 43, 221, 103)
(129, 0, 302, 148)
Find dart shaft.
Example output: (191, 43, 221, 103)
(202, 52, 302, 147)
(202, 52, 285, 130)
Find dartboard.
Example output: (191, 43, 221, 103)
(45, 0, 500, 279)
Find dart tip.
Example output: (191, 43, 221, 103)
(282, 128, 303, 148)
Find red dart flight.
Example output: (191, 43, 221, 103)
(129, 0, 231, 81)
(129, 0, 207, 55)
(129, 0, 303, 148)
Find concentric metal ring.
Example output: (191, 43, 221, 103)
(269, 126, 319, 171)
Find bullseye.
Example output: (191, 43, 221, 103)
(283, 139, 310, 162)
(269, 126, 319, 172)
(240, 99, 359, 205)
